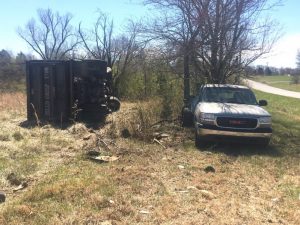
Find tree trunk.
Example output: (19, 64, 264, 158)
(183, 54, 190, 106)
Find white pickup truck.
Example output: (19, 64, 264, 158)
(183, 84, 272, 147)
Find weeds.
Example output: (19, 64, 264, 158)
(0, 92, 25, 112)
(1, 89, 300, 225)
(12, 130, 23, 141)
(281, 184, 300, 200)
(291, 75, 300, 84)
(124, 100, 161, 141)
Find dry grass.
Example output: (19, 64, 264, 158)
(0, 92, 299, 225)
(0, 92, 25, 111)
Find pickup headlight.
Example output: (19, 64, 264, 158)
(199, 113, 215, 124)
(259, 117, 272, 125)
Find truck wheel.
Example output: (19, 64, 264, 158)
(182, 107, 193, 127)
(257, 138, 270, 147)
(195, 132, 208, 148)
(108, 97, 121, 112)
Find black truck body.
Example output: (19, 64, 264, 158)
(26, 60, 120, 122)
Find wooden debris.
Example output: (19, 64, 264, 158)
(13, 182, 28, 192)
(153, 138, 167, 149)
(91, 155, 119, 163)
(139, 210, 150, 214)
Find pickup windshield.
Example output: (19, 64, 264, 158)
(202, 87, 258, 105)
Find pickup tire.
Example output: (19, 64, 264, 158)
(181, 107, 194, 127)
(195, 132, 208, 148)
(257, 138, 270, 147)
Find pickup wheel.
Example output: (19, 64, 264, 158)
(195, 132, 208, 149)
(182, 107, 194, 127)
(257, 138, 270, 147)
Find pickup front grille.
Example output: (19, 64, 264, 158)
(216, 117, 258, 129)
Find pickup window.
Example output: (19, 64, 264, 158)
(202, 87, 258, 105)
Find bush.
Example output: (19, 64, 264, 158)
(291, 75, 300, 84)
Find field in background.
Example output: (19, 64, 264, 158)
(0, 89, 299, 224)
(254, 75, 300, 92)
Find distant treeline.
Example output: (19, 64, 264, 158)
(0, 49, 35, 81)
(247, 65, 300, 76)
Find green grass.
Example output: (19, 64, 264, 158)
(253, 75, 300, 92)
(255, 90, 300, 155)
(254, 75, 290, 82)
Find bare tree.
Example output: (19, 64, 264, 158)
(78, 11, 116, 66)
(145, 0, 281, 86)
(144, 0, 201, 104)
(18, 8, 80, 60)
(78, 12, 143, 94)
(191, 0, 281, 83)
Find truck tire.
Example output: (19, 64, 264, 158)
(108, 97, 121, 112)
(257, 138, 270, 147)
(182, 107, 193, 127)
(195, 132, 208, 148)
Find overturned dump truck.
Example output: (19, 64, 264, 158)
(26, 60, 120, 122)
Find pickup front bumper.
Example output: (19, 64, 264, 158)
(196, 123, 272, 139)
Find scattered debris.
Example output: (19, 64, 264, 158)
(176, 189, 189, 193)
(88, 129, 95, 133)
(203, 151, 213, 155)
(90, 155, 119, 163)
(178, 165, 185, 169)
(86, 150, 101, 157)
(7, 173, 21, 186)
(100, 220, 113, 225)
(153, 138, 167, 149)
(83, 134, 92, 140)
(187, 186, 198, 190)
(152, 124, 161, 130)
(139, 210, 150, 214)
(271, 198, 279, 203)
(204, 165, 216, 173)
(121, 129, 131, 138)
(0, 191, 6, 203)
(99, 139, 111, 151)
(13, 182, 28, 192)
(154, 133, 170, 140)
(109, 200, 115, 204)
(199, 190, 216, 200)
(153, 132, 160, 137)
(220, 158, 234, 164)
(159, 133, 170, 138)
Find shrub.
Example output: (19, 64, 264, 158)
(291, 75, 300, 84)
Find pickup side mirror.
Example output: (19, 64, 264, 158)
(259, 100, 268, 106)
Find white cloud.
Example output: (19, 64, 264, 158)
(254, 33, 300, 68)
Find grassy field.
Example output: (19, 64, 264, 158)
(0, 90, 299, 225)
(254, 75, 300, 92)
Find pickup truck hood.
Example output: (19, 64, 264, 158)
(196, 102, 271, 117)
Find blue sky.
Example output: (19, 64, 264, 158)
(255, 0, 300, 68)
(0, 0, 147, 52)
(0, 0, 299, 68)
